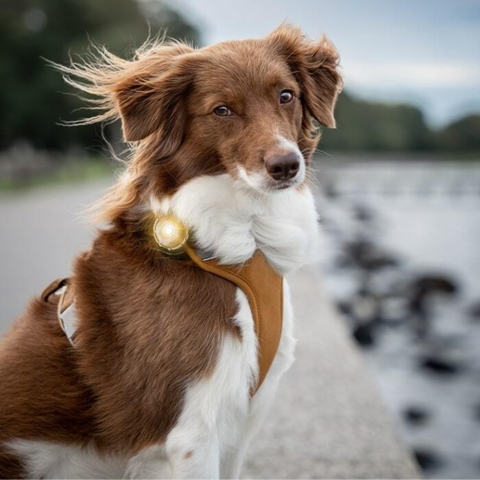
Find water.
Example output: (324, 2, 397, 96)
(314, 160, 480, 479)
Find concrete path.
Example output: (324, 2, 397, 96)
(0, 181, 419, 478)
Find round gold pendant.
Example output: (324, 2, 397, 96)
(153, 214, 189, 254)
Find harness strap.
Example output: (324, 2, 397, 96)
(184, 245, 283, 395)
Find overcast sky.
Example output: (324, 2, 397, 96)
(169, 0, 480, 128)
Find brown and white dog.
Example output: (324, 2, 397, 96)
(0, 25, 341, 479)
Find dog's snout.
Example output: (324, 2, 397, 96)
(264, 152, 300, 181)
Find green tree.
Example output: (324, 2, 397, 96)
(435, 115, 480, 152)
(0, 0, 199, 152)
(320, 92, 433, 152)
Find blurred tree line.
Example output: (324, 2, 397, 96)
(320, 93, 480, 154)
(0, 0, 199, 153)
(0, 0, 478, 158)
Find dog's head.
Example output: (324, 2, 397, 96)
(61, 26, 341, 218)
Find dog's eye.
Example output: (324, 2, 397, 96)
(280, 90, 294, 104)
(213, 105, 232, 117)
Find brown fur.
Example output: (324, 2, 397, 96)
(0, 25, 341, 477)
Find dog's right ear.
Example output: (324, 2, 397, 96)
(113, 44, 196, 153)
(268, 25, 342, 129)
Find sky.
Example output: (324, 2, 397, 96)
(169, 0, 480, 128)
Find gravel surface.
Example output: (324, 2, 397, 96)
(0, 180, 419, 478)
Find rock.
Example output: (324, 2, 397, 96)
(413, 448, 443, 472)
(345, 239, 398, 272)
(408, 274, 459, 337)
(352, 323, 375, 348)
(411, 275, 458, 297)
(419, 355, 463, 376)
(403, 406, 430, 426)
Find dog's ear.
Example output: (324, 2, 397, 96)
(268, 25, 342, 128)
(113, 45, 196, 153)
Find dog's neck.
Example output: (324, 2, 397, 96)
(148, 173, 319, 275)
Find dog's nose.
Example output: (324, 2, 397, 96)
(264, 152, 300, 181)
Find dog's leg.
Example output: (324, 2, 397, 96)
(167, 426, 221, 479)
(221, 373, 281, 479)
(125, 438, 220, 479)
(165, 330, 252, 479)
(124, 431, 220, 479)
(124, 445, 170, 479)
(223, 282, 296, 479)
(124, 432, 220, 479)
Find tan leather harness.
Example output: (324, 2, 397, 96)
(42, 247, 283, 396)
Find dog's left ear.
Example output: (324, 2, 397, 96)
(113, 45, 197, 155)
(268, 25, 342, 128)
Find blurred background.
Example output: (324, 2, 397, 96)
(1, 0, 479, 478)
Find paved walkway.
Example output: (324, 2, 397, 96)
(0, 181, 419, 478)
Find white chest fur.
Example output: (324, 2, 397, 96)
(151, 173, 319, 274)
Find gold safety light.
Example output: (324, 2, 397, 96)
(153, 214, 189, 254)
